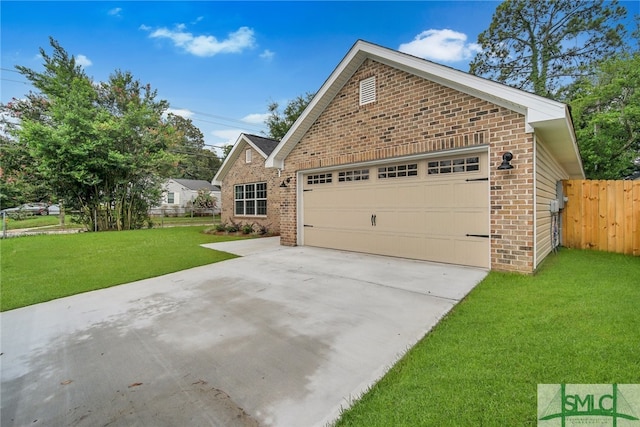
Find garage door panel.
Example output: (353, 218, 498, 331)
(423, 183, 455, 206)
(302, 152, 489, 268)
(453, 210, 489, 234)
(454, 238, 489, 268)
(453, 181, 487, 208)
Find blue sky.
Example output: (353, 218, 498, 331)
(1, 1, 638, 155)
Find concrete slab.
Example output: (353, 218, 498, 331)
(1, 240, 488, 427)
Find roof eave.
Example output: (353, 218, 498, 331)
(214, 133, 271, 182)
(531, 112, 585, 179)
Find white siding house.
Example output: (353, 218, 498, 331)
(153, 178, 221, 215)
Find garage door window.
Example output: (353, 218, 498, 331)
(338, 169, 369, 182)
(378, 163, 418, 179)
(307, 173, 333, 185)
(235, 182, 267, 216)
(428, 157, 479, 175)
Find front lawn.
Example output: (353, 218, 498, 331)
(0, 226, 244, 311)
(335, 249, 640, 426)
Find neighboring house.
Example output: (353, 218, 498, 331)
(154, 178, 221, 215)
(265, 40, 584, 273)
(213, 133, 281, 234)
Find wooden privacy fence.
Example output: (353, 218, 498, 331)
(562, 180, 640, 256)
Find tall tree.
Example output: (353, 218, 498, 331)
(265, 92, 314, 140)
(569, 52, 640, 179)
(5, 38, 177, 231)
(164, 113, 221, 181)
(469, 0, 628, 99)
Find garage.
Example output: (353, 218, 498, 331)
(301, 151, 490, 268)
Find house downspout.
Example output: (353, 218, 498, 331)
(532, 133, 538, 269)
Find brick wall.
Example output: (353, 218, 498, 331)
(221, 143, 281, 235)
(281, 59, 535, 272)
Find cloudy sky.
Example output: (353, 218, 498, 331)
(1, 1, 637, 155)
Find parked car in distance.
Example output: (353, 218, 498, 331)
(1, 203, 50, 217)
(48, 204, 61, 215)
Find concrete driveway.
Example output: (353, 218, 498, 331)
(1, 237, 487, 427)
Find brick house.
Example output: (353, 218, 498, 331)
(265, 40, 584, 273)
(213, 133, 281, 235)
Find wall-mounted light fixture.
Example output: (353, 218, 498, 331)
(497, 152, 514, 170)
(280, 177, 291, 188)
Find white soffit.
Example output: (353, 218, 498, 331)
(266, 40, 570, 169)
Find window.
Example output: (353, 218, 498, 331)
(428, 156, 480, 175)
(338, 169, 370, 182)
(307, 173, 333, 185)
(359, 76, 376, 106)
(234, 182, 267, 216)
(378, 163, 418, 179)
(167, 192, 176, 204)
(245, 149, 252, 163)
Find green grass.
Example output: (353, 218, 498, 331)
(335, 249, 640, 426)
(3, 215, 76, 230)
(0, 226, 244, 311)
(3, 214, 221, 231)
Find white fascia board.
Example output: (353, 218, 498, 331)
(366, 41, 566, 128)
(214, 133, 272, 183)
(266, 40, 568, 167)
(265, 44, 367, 169)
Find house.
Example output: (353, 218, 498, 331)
(265, 40, 584, 273)
(155, 178, 221, 215)
(213, 133, 281, 234)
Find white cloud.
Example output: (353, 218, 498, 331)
(259, 49, 275, 60)
(108, 7, 122, 17)
(139, 24, 151, 31)
(147, 25, 256, 57)
(399, 29, 481, 62)
(165, 108, 194, 119)
(75, 54, 93, 68)
(211, 129, 244, 149)
(241, 113, 269, 124)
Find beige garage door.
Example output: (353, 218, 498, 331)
(302, 152, 489, 268)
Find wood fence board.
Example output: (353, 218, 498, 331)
(623, 181, 633, 254)
(562, 179, 639, 256)
(599, 182, 609, 251)
(634, 182, 640, 256)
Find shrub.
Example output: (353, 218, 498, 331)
(214, 222, 227, 232)
(242, 223, 254, 234)
(225, 220, 241, 233)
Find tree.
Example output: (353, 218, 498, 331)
(469, 0, 628, 99)
(4, 38, 177, 231)
(164, 113, 221, 181)
(265, 92, 314, 140)
(569, 52, 640, 179)
(190, 188, 217, 215)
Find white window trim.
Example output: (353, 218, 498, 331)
(245, 149, 252, 163)
(234, 182, 267, 217)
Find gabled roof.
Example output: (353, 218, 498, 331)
(212, 133, 279, 185)
(171, 178, 219, 191)
(266, 40, 584, 179)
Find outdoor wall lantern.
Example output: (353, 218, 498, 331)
(280, 177, 291, 188)
(497, 152, 514, 170)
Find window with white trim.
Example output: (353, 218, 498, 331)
(428, 157, 480, 175)
(235, 182, 267, 216)
(338, 169, 370, 182)
(245, 149, 252, 163)
(359, 76, 376, 106)
(307, 173, 333, 185)
(378, 163, 418, 179)
(167, 192, 176, 204)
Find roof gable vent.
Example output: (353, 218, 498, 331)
(359, 76, 376, 106)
